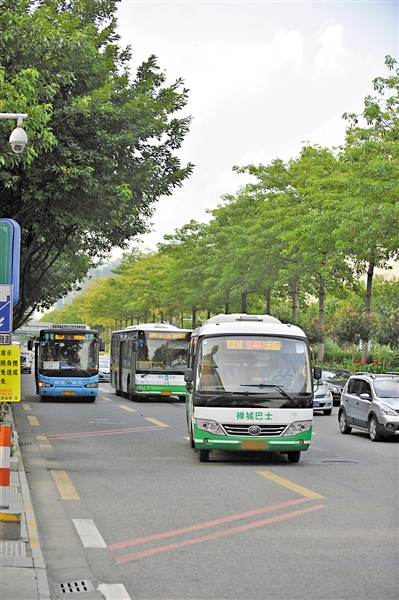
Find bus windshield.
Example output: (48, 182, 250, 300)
(136, 331, 189, 373)
(194, 335, 312, 407)
(38, 337, 98, 375)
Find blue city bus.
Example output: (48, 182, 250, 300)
(29, 324, 105, 402)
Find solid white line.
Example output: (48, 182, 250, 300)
(72, 519, 107, 548)
(97, 583, 131, 599)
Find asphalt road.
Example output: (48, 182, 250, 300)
(13, 372, 399, 600)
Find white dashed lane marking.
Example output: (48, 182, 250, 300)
(73, 519, 107, 548)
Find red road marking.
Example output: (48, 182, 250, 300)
(110, 497, 310, 550)
(116, 503, 326, 564)
(47, 426, 163, 439)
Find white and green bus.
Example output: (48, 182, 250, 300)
(184, 314, 321, 463)
(110, 323, 192, 401)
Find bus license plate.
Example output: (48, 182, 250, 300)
(241, 440, 267, 450)
(62, 391, 75, 396)
(161, 391, 172, 396)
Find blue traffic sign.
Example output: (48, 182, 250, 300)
(0, 219, 20, 306)
(0, 284, 12, 334)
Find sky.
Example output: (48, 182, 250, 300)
(113, 0, 398, 255)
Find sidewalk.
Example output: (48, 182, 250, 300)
(0, 408, 51, 600)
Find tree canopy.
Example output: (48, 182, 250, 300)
(0, 0, 193, 328)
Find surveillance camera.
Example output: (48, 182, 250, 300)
(9, 126, 28, 154)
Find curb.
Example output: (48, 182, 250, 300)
(5, 405, 51, 600)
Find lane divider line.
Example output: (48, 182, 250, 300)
(27, 416, 39, 426)
(22, 403, 31, 411)
(144, 418, 169, 428)
(109, 497, 310, 550)
(50, 470, 80, 500)
(100, 396, 113, 402)
(73, 519, 107, 548)
(256, 470, 327, 499)
(116, 503, 326, 564)
(118, 406, 136, 412)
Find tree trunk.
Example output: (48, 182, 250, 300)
(317, 280, 325, 363)
(265, 289, 271, 315)
(192, 306, 197, 329)
(292, 280, 298, 324)
(362, 256, 375, 362)
(179, 312, 184, 328)
(241, 292, 247, 314)
(160, 311, 164, 323)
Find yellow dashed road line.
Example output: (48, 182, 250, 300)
(22, 403, 31, 411)
(256, 471, 326, 499)
(145, 418, 170, 428)
(100, 396, 113, 402)
(118, 405, 136, 412)
(36, 435, 53, 452)
(51, 470, 80, 500)
(27, 416, 39, 426)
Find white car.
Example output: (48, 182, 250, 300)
(99, 355, 110, 382)
(313, 381, 333, 415)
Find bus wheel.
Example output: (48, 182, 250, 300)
(287, 451, 301, 463)
(127, 380, 134, 401)
(115, 387, 122, 397)
(198, 449, 209, 462)
(189, 428, 195, 449)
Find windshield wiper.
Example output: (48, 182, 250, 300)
(196, 390, 257, 403)
(240, 383, 295, 402)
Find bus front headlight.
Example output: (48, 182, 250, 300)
(195, 418, 224, 435)
(283, 420, 312, 436)
(84, 382, 98, 388)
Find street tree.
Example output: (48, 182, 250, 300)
(0, 0, 193, 329)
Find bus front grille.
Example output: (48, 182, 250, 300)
(222, 423, 286, 436)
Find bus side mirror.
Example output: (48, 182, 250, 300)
(313, 365, 322, 380)
(184, 368, 193, 383)
(27, 340, 33, 351)
(99, 341, 106, 352)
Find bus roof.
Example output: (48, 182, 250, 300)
(191, 314, 307, 340)
(114, 323, 191, 334)
(48, 324, 91, 330)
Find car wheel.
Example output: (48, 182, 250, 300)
(339, 411, 352, 434)
(198, 449, 209, 462)
(323, 409, 332, 416)
(369, 416, 383, 442)
(287, 451, 301, 463)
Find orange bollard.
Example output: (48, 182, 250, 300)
(0, 424, 11, 509)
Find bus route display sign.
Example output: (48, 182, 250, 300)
(0, 345, 20, 402)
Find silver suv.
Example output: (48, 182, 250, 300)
(338, 372, 399, 441)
